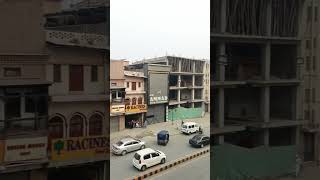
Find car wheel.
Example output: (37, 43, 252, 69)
(140, 145, 145, 149)
(121, 150, 127, 156)
(201, 144, 204, 148)
(141, 165, 147, 171)
(161, 158, 166, 164)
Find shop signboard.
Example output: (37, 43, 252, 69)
(125, 104, 147, 113)
(110, 104, 125, 114)
(149, 73, 169, 104)
(4, 136, 47, 163)
(51, 135, 108, 161)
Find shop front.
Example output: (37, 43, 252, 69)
(125, 104, 147, 128)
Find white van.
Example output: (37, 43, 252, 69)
(181, 122, 199, 135)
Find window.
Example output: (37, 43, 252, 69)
(69, 65, 84, 91)
(125, 98, 130, 105)
(25, 96, 36, 113)
(315, 6, 318, 22)
(312, 109, 315, 122)
(308, 6, 312, 22)
(151, 153, 159, 157)
(132, 97, 137, 105)
(89, 114, 102, 136)
(314, 38, 317, 48)
(306, 40, 311, 49)
(138, 82, 141, 87)
(91, 65, 98, 82)
(138, 97, 143, 104)
(4, 67, 21, 77)
(127, 82, 130, 88)
(313, 56, 317, 71)
(69, 115, 84, 137)
(144, 154, 151, 160)
(305, 110, 310, 120)
(111, 82, 117, 86)
(53, 64, 61, 82)
(306, 56, 311, 71)
(132, 141, 138, 145)
(49, 117, 64, 139)
(305, 89, 311, 103)
(5, 97, 20, 119)
(132, 82, 136, 90)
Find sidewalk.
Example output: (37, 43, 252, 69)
(110, 113, 210, 143)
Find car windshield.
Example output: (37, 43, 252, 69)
(116, 141, 123, 146)
(134, 153, 140, 160)
(193, 136, 202, 141)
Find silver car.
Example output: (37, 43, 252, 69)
(112, 138, 146, 156)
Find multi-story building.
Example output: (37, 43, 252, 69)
(136, 56, 206, 121)
(110, 60, 147, 131)
(212, 0, 305, 166)
(126, 63, 171, 124)
(204, 60, 210, 112)
(44, 1, 109, 179)
(0, 0, 50, 179)
(301, 0, 320, 165)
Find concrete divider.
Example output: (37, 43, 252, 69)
(129, 148, 210, 180)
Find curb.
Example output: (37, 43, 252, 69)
(129, 148, 210, 180)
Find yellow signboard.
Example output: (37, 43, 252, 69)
(51, 136, 108, 161)
(110, 105, 125, 114)
(125, 104, 147, 113)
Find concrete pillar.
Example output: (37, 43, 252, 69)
(192, 75, 195, 87)
(262, 43, 271, 80)
(217, 135, 224, 145)
(192, 61, 196, 73)
(178, 59, 181, 72)
(218, 88, 224, 128)
(263, 129, 269, 146)
(191, 102, 195, 108)
(178, 75, 181, 87)
(217, 44, 226, 81)
(266, 0, 272, 36)
(220, 0, 226, 33)
(192, 89, 195, 101)
(261, 87, 270, 123)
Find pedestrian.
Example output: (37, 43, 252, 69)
(144, 119, 148, 128)
(131, 120, 134, 128)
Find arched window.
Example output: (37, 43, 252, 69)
(49, 116, 64, 139)
(125, 98, 130, 106)
(69, 115, 84, 137)
(132, 97, 137, 105)
(89, 113, 103, 136)
(138, 97, 143, 104)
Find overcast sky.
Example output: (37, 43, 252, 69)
(110, 0, 210, 61)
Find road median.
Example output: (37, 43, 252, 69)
(127, 147, 210, 180)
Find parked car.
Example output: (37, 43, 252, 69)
(157, 130, 169, 145)
(181, 122, 199, 135)
(132, 148, 166, 171)
(189, 134, 210, 148)
(112, 138, 146, 156)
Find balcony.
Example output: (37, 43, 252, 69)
(46, 30, 109, 49)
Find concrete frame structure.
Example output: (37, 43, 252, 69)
(136, 56, 206, 113)
(212, 0, 305, 152)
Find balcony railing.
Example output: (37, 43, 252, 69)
(46, 30, 109, 49)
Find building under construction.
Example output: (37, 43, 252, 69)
(212, 0, 306, 178)
(136, 56, 206, 121)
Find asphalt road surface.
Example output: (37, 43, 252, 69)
(151, 153, 210, 180)
(110, 126, 210, 180)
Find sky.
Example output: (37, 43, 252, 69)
(110, 0, 210, 62)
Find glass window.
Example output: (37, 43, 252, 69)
(144, 154, 151, 160)
(127, 82, 130, 88)
(125, 98, 130, 105)
(306, 40, 311, 49)
(69, 65, 84, 91)
(4, 67, 21, 77)
(138, 82, 141, 87)
(132, 97, 137, 105)
(134, 153, 141, 160)
(306, 56, 311, 71)
(49, 117, 64, 139)
(69, 115, 84, 137)
(308, 6, 312, 22)
(151, 153, 159, 157)
(132, 82, 136, 90)
(305, 89, 311, 103)
(89, 114, 102, 136)
(138, 97, 143, 104)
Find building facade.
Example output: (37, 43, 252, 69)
(0, 0, 49, 179)
(204, 60, 210, 113)
(135, 56, 206, 121)
(126, 63, 171, 124)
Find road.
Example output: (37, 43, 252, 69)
(110, 126, 210, 180)
(151, 153, 210, 180)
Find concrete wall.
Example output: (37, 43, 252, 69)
(0, 63, 46, 80)
(0, 0, 45, 54)
(110, 60, 128, 80)
(146, 104, 165, 124)
(125, 76, 145, 93)
(43, 0, 62, 14)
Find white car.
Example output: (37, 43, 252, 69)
(181, 122, 199, 135)
(132, 148, 166, 171)
(112, 138, 146, 156)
